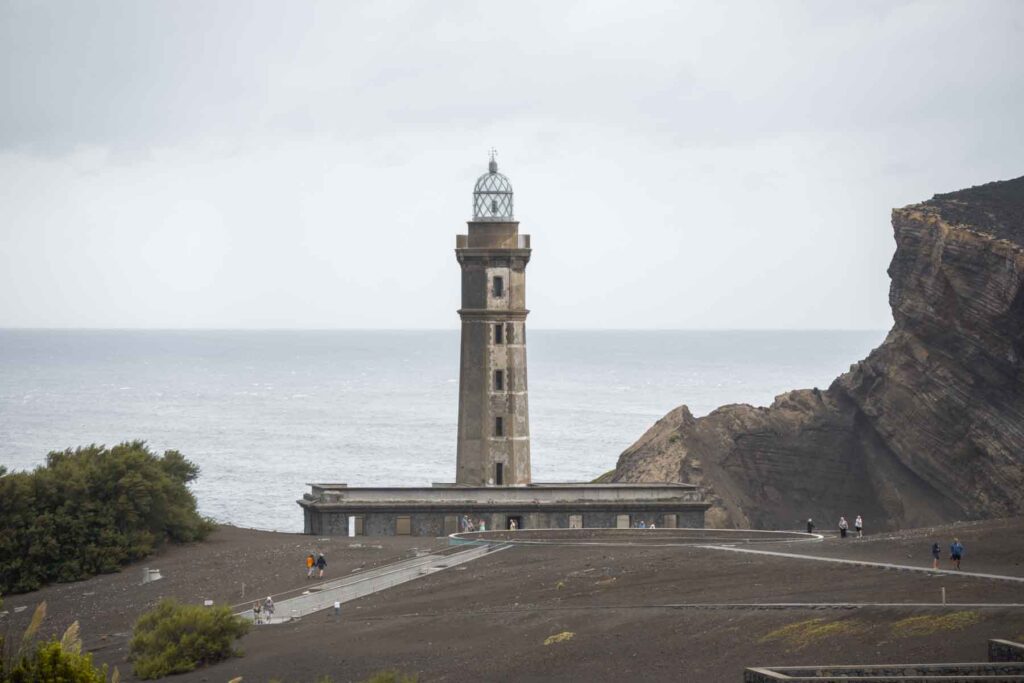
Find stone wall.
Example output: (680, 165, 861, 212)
(745, 665, 1024, 682)
(745, 660, 1024, 682)
(990, 638, 1024, 662)
(303, 506, 705, 537)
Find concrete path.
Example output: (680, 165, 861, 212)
(241, 543, 509, 624)
(700, 544, 1024, 584)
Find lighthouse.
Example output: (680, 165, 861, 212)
(454, 152, 532, 486)
(298, 154, 710, 536)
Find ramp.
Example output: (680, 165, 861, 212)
(240, 543, 508, 623)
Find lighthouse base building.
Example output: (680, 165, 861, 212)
(298, 155, 709, 536)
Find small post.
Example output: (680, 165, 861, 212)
(334, 601, 341, 621)
(941, 587, 946, 605)
(240, 582, 245, 599)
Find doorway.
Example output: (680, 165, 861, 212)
(506, 515, 523, 530)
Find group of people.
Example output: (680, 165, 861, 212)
(805, 515, 863, 538)
(460, 516, 488, 532)
(252, 551, 330, 624)
(933, 538, 965, 569)
(635, 520, 656, 529)
(305, 551, 327, 579)
(805, 517, 968, 570)
(251, 595, 274, 624)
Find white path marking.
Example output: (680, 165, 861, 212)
(699, 544, 1024, 584)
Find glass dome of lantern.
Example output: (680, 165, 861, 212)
(472, 150, 514, 220)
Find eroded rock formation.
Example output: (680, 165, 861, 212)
(612, 176, 1024, 529)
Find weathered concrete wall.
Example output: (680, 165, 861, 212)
(456, 219, 532, 487)
(990, 639, 1024, 662)
(744, 662, 1024, 682)
(304, 506, 706, 537)
(307, 482, 706, 504)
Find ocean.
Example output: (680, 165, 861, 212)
(0, 329, 884, 532)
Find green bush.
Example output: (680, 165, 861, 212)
(0, 603, 116, 683)
(2, 639, 108, 683)
(0, 441, 214, 594)
(129, 598, 250, 679)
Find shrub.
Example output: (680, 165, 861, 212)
(0, 441, 214, 594)
(0, 603, 116, 683)
(129, 599, 250, 679)
(3, 639, 108, 683)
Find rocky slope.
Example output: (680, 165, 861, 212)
(612, 175, 1024, 530)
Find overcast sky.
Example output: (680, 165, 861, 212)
(1, 1, 1022, 329)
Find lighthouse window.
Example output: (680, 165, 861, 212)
(492, 276, 504, 297)
(494, 416, 504, 437)
(495, 462, 504, 485)
(494, 370, 505, 391)
(494, 323, 504, 344)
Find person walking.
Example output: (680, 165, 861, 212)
(950, 538, 964, 570)
(854, 515, 864, 538)
(252, 600, 262, 625)
(316, 552, 327, 578)
(305, 553, 315, 579)
(806, 518, 815, 534)
(931, 542, 941, 569)
(479, 519, 486, 532)
(838, 516, 849, 539)
(263, 596, 275, 623)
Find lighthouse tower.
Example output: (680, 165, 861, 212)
(455, 153, 532, 486)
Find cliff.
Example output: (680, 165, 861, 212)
(612, 175, 1024, 530)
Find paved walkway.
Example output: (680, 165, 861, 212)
(699, 544, 1024, 584)
(241, 543, 509, 624)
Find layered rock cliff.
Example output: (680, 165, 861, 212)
(612, 176, 1024, 530)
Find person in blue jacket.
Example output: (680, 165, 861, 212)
(950, 538, 964, 570)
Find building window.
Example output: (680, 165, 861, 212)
(494, 323, 504, 344)
(569, 514, 583, 529)
(492, 276, 504, 297)
(396, 516, 412, 535)
(494, 416, 504, 437)
(495, 462, 504, 485)
(494, 369, 505, 391)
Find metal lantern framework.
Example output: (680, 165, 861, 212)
(472, 154, 514, 220)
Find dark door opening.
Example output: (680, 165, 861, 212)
(495, 462, 504, 485)
(506, 515, 523, 530)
